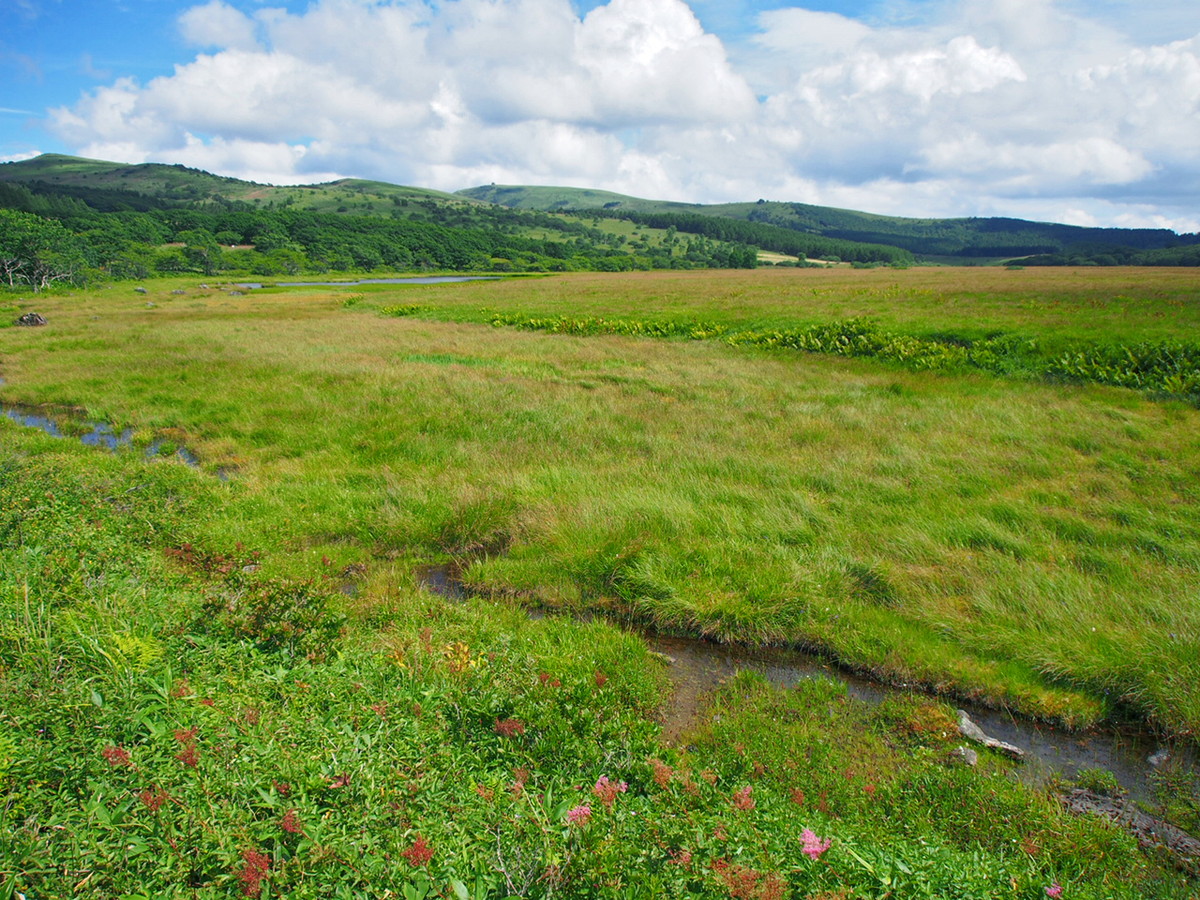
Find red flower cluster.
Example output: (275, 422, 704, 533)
(592, 775, 628, 810)
(732, 786, 756, 811)
(102, 745, 132, 768)
(280, 809, 303, 834)
(510, 766, 530, 799)
(494, 718, 526, 737)
(650, 759, 674, 788)
(139, 786, 170, 812)
(174, 728, 199, 768)
(237, 848, 271, 898)
(401, 836, 433, 867)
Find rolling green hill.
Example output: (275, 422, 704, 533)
(0, 153, 475, 212)
(0, 154, 770, 285)
(4, 155, 1197, 277)
(459, 184, 1200, 262)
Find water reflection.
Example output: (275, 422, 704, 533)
(2, 404, 203, 470)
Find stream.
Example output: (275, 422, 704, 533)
(415, 564, 1195, 805)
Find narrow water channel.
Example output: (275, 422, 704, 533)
(236, 276, 499, 289)
(415, 564, 1194, 804)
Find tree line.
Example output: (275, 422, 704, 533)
(0, 183, 761, 290)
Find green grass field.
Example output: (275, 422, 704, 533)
(2, 268, 1198, 896)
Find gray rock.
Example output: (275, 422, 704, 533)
(951, 746, 979, 766)
(957, 710, 1026, 760)
(1148, 748, 1171, 768)
(16, 312, 47, 327)
(171, 289, 186, 295)
(1061, 789, 1200, 871)
(134, 286, 147, 294)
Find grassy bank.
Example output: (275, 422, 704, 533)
(0, 436, 1192, 897)
(1, 269, 1199, 894)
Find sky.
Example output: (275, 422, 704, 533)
(2, 0, 1199, 230)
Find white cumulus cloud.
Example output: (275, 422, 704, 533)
(40, 0, 1200, 228)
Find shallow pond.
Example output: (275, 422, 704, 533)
(2, 403, 202, 470)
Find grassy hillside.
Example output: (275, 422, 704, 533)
(0, 154, 473, 211)
(459, 184, 1199, 261)
(0, 155, 771, 279)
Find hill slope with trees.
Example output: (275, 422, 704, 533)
(459, 185, 1200, 264)
(0, 155, 767, 288)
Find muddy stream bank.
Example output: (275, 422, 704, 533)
(415, 565, 1195, 806)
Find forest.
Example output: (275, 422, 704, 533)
(0, 167, 759, 290)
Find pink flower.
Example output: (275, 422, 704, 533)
(593, 775, 628, 809)
(800, 828, 831, 860)
(1045, 885, 1063, 899)
(566, 805, 592, 825)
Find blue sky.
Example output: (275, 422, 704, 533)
(3, 0, 1199, 229)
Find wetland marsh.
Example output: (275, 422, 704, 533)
(2, 267, 1198, 897)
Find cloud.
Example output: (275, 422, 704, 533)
(917, 135, 1155, 187)
(52, 0, 753, 187)
(79, 52, 111, 81)
(178, 0, 260, 51)
(43, 0, 1200, 228)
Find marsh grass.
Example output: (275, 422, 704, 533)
(1, 272, 1198, 737)
(3, 270, 1200, 895)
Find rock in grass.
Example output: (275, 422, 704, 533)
(1148, 748, 1171, 768)
(957, 710, 1026, 760)
(1061, 789, 1200, 870)
(134, 286, 147, 294)
(16, 312, 47, 326)
(951, 746, 979, 766)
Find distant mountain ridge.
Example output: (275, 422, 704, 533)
(458, 184, 1200, 262)
(2, 154, 1198, 266)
